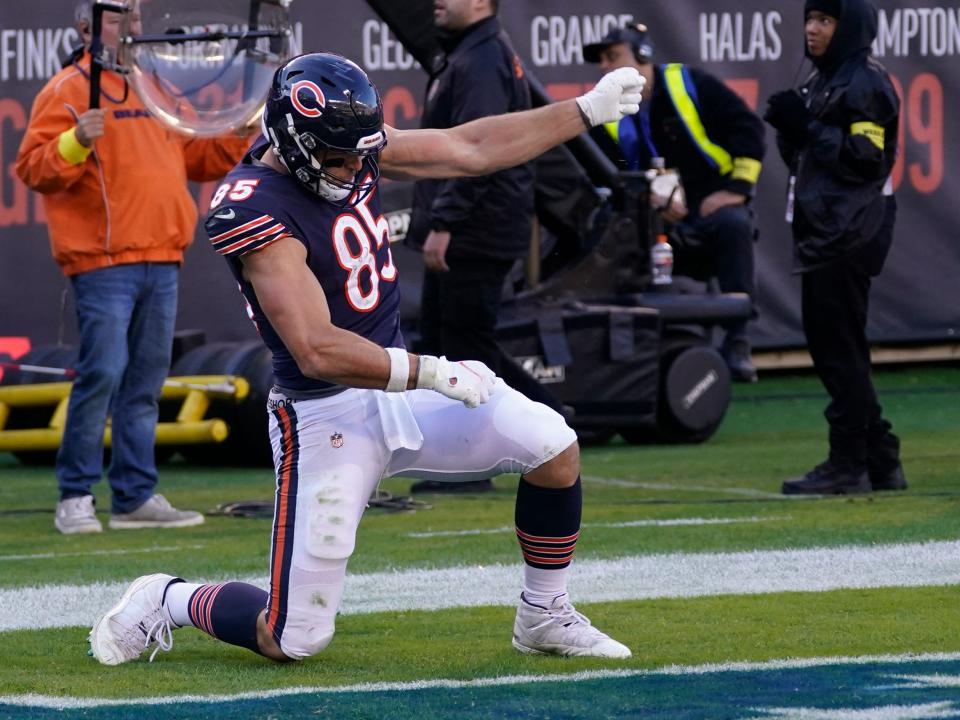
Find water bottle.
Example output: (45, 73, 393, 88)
(651, 234, 674, 286)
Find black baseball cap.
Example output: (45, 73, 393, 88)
(583, 23, 654, 64)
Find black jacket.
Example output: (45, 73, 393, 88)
(775, 0, 899, 271)
(407, 16, 533, 261)
(590, 64, 766, 214)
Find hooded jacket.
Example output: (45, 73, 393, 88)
(406, 16, 534, 261)
(776, 0, 900, 271)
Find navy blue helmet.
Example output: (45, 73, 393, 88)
(263, 52, 387, 205)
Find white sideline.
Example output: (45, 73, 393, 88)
(2, 540, 960, 632)
(2, 652, 960, 710)
(406, 515, 790, 538)
(0, 544, 205, 562)
(582, 475, 789, 498)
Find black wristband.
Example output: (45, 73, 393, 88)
(410, 355, 421, 390)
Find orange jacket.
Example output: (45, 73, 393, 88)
(16, 56, 251, 276)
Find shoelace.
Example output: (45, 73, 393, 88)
(548, 601, 593, 630)
(527, 599, 610, 647)
(145, 618, 174, 662)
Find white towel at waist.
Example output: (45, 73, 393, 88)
(374, 390, 424, 452)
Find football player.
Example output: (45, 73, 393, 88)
(90, 52, 643, 664)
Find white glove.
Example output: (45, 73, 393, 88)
(575, 67, 645, 126)
(417, 355, 496, 408)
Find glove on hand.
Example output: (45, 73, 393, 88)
(417, 355, 496, 409)
(576, 67, 645, 126)
(763, 90, 812, 144)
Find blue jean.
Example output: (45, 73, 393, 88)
(56, 263, 178, 513)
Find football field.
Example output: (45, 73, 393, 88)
(0, 367, 958, 719)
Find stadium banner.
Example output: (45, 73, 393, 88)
(0, 1, 957, 363)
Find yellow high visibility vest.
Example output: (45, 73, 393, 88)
(603, 64, 761, 184)
(661, 63, 733, 175)
(604, 120, 621, 143)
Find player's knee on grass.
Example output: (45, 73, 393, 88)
(273, 472, 366, 660)
(279, 572, 346, 659)
(279, 613, 336, 660)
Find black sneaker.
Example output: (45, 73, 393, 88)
(410, 478, 494, 494)
(722, 339, 758, 384)
(869, 463, 907, 491)
(782, 460, 872, 495)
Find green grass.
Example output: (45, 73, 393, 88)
(3, 586, 959, 698)
(0, 366, 958, 701)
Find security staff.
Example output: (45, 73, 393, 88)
(584, 24, 766, 383)
(407, 0, 565, 493)
(765, 0, 905, 495)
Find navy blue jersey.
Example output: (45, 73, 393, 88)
(204, 142, 403, 392)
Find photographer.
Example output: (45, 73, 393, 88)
(407, 0, 566, 493)
(15, 0, 252, 533)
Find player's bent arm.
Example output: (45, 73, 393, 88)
(240, 237, 407, 389)
(379, 101, 586, 181)
(242, 239, 500, 406)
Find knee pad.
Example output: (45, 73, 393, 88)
(300, 473, 365, 561)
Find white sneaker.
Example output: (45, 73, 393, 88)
(89, 573, 180, 665)
(512, 593, 632, 658)
(55, 495, 102, 535)
(108, 494, 205, 530)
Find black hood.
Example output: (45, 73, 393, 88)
(805, 0, 878, 73)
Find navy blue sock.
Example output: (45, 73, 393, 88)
(187, 582, 268, 654)
(515, 476, 582, 569)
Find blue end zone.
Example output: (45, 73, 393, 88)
(5, 658, 960, 719)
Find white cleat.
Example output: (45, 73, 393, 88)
(512, 593, 632, 659)
(89, 573, 179, 665)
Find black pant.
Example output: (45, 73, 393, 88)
(800, 197, 899, 470)
(419, 256, 565, 413)
(678, 204, 757, 342)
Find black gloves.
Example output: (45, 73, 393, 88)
(763, 90, 812, 144)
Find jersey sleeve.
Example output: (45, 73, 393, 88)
(204, 205, 294, 258)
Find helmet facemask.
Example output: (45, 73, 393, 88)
(267, 112, 385, 206)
